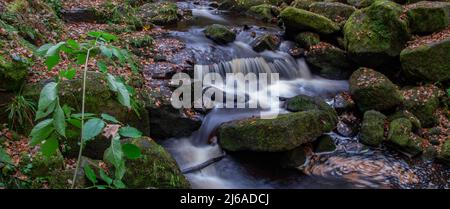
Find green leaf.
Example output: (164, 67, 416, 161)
(53, 102, 66, 137)
(37, 82, 58, 112)
(101, 113, 120, 124)
(66, 39, 80, 50)
(71, 113, 96, 119)
(122, 143, 141, 160)
(37, 43, 53, 56)
(46, 42, 66, 57)
(67, 118, 81, 128)
(30, 119, 55, 146)
(116, 81, 131, 108)
(104, 135, 125, 180)
(45, 54, 60, 70)
(87, 31, 117, 42)
(106, 73, 118, 92)
(59, 68, 76, 80)
(119, 127, 142, 138)
(99, 169, 113, 185)
(97, 61, 108, 73)
(62, 104, 74, 118)
(113, 180, 126, 189)
(112, 48, 125, 63)
(82, 118, 105, 142)
(84, 164, 98, 185)
(76, 53, 87, 65)
(35, 100, 56, 121)
(0, 147, 12, 165)
(40, 134, 59, 157)
(100, 45, 112, 58)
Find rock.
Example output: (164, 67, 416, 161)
(281, 145, 310, 168)
(400, 37, 450, 82)
(219, 96, 337, 152)
(251, 34, 281, 52)
(388, 118, 423, 157)
(219, 0, 284, 11)
(60, 8, 107, 23)
(437, 139, 450, 166)
(332, 92, 355, 112)
(121, 137, 190, 189)
(405, 1, 450, 34)
(305, 42, 355, 80)
(345, 0, 375, 8)
(308, 2, 356, 23)
(140, 2, 179, 26)
(313, 135, 336, 153)
(45, 168, 87, 189)
(204, 24, 236, 44)
(29, 151, 64, 178)
(279, 7, 340, 35)
(247, 4, 279, 22)
(291, 0, 321, 10)
(401, 85, 442, 127)
(337, 112, 360, 137)
(0, 54, 28, 91)
(360, 110, 386, 147)
(295, 32, 320, 49)
(349, 68, 403, 112)
(285, 95, 336, 115)
(343, 0, 410, 67)
(388, 110, 421, 131)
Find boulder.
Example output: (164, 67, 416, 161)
(343, 0, 410, 67)
(291, 0, 321, 10)
(387, 118, 423, 157)
(405, 1, 450, 34)
(279, 6, 340, 35)
(121, 137, 190, 189)
(251, 34, 281, 52)
(349, 68, 403, 112)
(295, 32, 320, 49)
(29, 151, 64, 178)
(401, 85, 442, 127)
(388, 110, 421, 131)
(0, 54, 28, 92)
(313, 135, 336, 153)
(305, 42, 355, 80)
(218, 0, 285, 11)
(281, 145, 310, 168)
(437, 139, 450, 166)
(400, 36, 450, 82)
(204, 24, 236, 44)
(219, 96, 337, 152)
(247, 4, 280, 22)
(139, 2, 179, 26)
(360, 110, 386, 146)
(308, 2, 356, 23)
(60, 8, 107, 23)
(345, 0, 375, 8)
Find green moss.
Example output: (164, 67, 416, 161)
(388, 118, 423, 156)
(401, 85, 441, 127)
(139, 2, 179, 26)
(346, 0, 375, 8)
(291, 0, 321, 10)
(406, 1, 450, 34)
(122, 137, 190, 189)
(251, 34, 281, 52)
(29, 151, 64, 178)
(295, 32, 320, 48)
(305, 43, 354, 80)
(349, 68, 403, 112)
(400, 38, 450, 82)
(438, 139, 450, 165)
(0, 54, 29, 92)
(247, 4, 278, 22)
(204, 24, 236, 44)
(360, 110, 386, 146)
(388, 110, 421, 131)
(308, 2, 356, 23)
(314, 135, 336, 153)
(281, 145, 308, 168)
(129, 35, 154, 48)
(280, 6, 340, 34)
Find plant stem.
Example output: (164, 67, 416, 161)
(71, 48, 92, 189)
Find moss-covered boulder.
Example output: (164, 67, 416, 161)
(313, 135, 336, 153)
(405, 1, 450, 34)
(295, 32, 320, 49)
(285, 95, 337, 115)
(44, 168, 87, 189)
(343, 0, 410, 67)
(401, 85, 442, 127)
(29, 151, 64, 178)
(388, 110, 421, 131)
(349, 68, 403, 112)
(247, 4, 279, 22)
(219, 0, 285, 11)
(121, 137, 190, 189)
(345, 0, 375, 8)
(279, 6, 340, 35)
(204, 24, 236, 44)
(388, 118, 423, 157)
(437, 139, 450, 166)
(140, 2, 179, 26)
(291, 0, 321, 10)
(309, 2, 356, 23)
(219, 96, 337, 152)
(400, 37, 450, 82)
(250, 34, 281, 52)
(0, 54, 28, 92)
(305, 42, 355, 80)
(281, 145, 309, 168)
(360, 110, 386, 146)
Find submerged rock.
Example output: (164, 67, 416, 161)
(388, 118, 423, 157)
(349, 68, 403, 112)
(204, 24, 236, 44)
(251, 34, 281, 52)
(343, 0, 410, 67)
(405, 1, 450, 34)
(279, 6, 340, 35)
(360, 110, 386, 147)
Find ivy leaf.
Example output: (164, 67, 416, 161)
(84, 164, 98, 185)
(45, 54, 60, 71)
(119, 127, 142, 138)
(122, 143, 141, 160)
(37, 82, 58, 112)
(53, 101, 66, 137)
(40, 134, 59, 157)
(104, 135, 125, 180)
(30, 119, 55, 146)
(59, 68, 76, 80)
(100, 45, 112, 58)
(82, 118, 105, 142)
(99, 169, 113, 185)
(101, 113, 120, 124)
(97, 61, 108, 73)
(0, 147, 12, 165)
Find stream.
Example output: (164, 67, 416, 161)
(159, 0, 450, 189)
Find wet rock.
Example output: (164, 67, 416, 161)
(204, 24, 236, 44)
(400, 37, 450, 82)
(285, 95, 336, 115)
(349, 68, 403, 112)
(121, 137, 190, 189)
(308, 2, 356, 24)
(360, 110, 386, 147)
(250, 34, 281, 52)
(247, 4, 280, 23)
(337, 112, 359, 137)
(401, 85, 442, 127)
(0, 54, 28, 91)
(140, 2, 180, 26)
(388, 118, 423, 157)
(295, 32, 320, 49)
(405, 1, 450, 34)
(279, 6, 340, 35)
(313, 135, 336, 153)
(343, 0, 410, 67)
(437, 139, 450, 166)
(332, 92, 355, 112)
(281, 145, 310, 168)
(305, 42, 355, 80)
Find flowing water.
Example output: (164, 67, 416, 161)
(159, 1, 450, 189)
